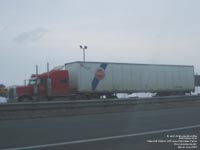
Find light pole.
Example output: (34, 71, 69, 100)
(79, 45, 87, 62)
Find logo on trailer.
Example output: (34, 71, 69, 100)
(92, 63, 108, 90)
(95, 68, 105, 80)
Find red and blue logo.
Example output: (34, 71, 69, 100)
(92, 63, 108, 90)
(95, 68, 105, 80)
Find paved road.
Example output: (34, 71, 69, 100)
(0, 106, 200, 150)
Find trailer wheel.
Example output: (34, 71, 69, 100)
(18, 96, 32, 102)
(106, 94, 117, 99)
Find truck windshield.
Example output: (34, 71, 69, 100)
(28, 79, 36, 85)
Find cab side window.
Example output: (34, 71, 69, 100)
(39, 78, 46, 85)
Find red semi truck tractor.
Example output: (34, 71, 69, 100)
(13, 70, 70, 101)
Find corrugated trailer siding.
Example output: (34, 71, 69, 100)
(65, 63, 79, 92)
(65, 62, 194, 93)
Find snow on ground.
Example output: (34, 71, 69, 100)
(117, 92, 154, 98)
(0, 96, 7, 103)
(118, 87, 200, 98)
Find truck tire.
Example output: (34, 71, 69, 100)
(18, 96, 32, 102)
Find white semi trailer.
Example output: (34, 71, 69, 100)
(64, 61, 195, 97)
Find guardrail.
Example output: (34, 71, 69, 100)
(1, 95, 200, 110)
(0, 95, 200, 120)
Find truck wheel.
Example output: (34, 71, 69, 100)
(18, 96, 32, 102)
(47, 97, 53, 101)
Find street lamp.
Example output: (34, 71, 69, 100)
(79, 45, 87, 62)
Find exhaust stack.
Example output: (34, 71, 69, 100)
(36, 65, 38, 75)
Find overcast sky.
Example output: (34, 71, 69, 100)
(1, 0, 200, 86)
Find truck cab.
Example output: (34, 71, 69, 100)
(13, 70, 70, 102)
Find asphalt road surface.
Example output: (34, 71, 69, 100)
(0, 106, 200, 150)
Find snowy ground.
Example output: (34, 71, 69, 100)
(117, 92, 154, 98)
(0, 96, 7, 103)
(118, 86, 200, 98)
